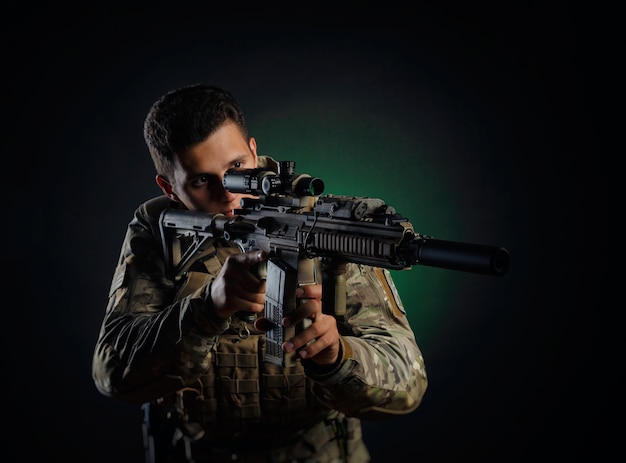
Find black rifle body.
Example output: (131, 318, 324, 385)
(161, 162, 510, 365)
(160, 187, 509, 367)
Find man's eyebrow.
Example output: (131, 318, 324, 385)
(233, 153, 250, 163)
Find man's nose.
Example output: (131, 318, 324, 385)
(223, 188, 237, 201)
(216, 180, 237, 200)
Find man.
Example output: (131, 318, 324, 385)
(92, 83, 428, 462)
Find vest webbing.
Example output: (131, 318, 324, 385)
(183, 333, 327, 442)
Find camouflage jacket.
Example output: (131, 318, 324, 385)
(92, 158, 427, 460)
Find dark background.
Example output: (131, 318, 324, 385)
(2, 4, 613, 462)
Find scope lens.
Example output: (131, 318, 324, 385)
(294, 177, 324, 196)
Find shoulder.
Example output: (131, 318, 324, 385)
(139, 195, 177, 220)
(257, 155, 279, 171)
(129, 195, 179, 238)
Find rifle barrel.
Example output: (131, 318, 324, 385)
(413, 237, 510, 276)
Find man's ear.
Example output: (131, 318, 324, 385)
(155, 175, 179, 201)
(249, 137, 259, 167)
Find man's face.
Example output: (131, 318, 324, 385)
(164, 121, 258, 214)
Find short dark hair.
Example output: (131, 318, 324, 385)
(143, 84, 248, 178)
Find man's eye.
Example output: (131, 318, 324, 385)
(192, 175, 211, 187)
(232, 161, 243, 169)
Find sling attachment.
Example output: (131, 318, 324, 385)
(239, 324, 251, 339)
(231, 313, 255, 339)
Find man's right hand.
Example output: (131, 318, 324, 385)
(209, 250, 268, 320)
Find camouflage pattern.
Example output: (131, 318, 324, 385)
(93, 158, 428, 461)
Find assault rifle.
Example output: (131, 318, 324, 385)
(159, 161, 510, 367)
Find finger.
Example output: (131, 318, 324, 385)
(242, 250, 268, 267)
(224, 250, 267, 272)
(226, 278, 266, 304)
(291, 315, 339, 362)
(243, 251, 269, 285)
(224, 252, 268, 290)
(284, 313, 333, 350)
(253, 316, 276, 332)
(297, 331, 333, 359)
(230, 294, 265, 314)
(296, 283, 322, 300)
(283, 298, 320, 327)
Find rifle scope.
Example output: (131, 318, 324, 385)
(223, 163, 325, 197)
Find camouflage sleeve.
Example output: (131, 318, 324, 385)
(307, 264, 428, 419)
(92, 197, 230, 404)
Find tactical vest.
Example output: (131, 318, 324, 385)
(171, 240, 330, 446)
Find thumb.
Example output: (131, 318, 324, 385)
(234, 249, 267, 266)
(245, 250, 268, 280)
(254, 250, 268, 263)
